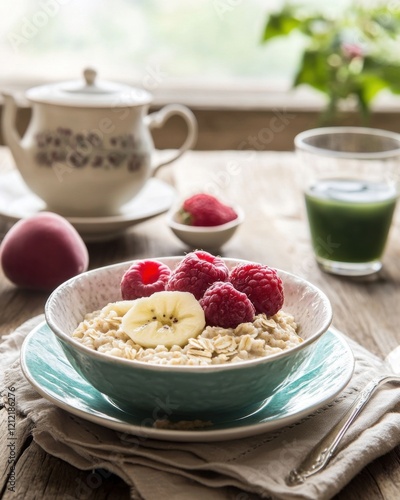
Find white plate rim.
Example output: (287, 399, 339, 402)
(0, 170, 175, 240)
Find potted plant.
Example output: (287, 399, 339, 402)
(262, 2, 400, 124)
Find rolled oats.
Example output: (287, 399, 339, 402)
(72, 308, 302, 366)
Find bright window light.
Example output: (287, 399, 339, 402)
(0, 0, 313, 91)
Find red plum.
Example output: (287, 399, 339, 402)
(0, 212, 89, 291)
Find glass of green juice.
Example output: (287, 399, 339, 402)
(295, 127, 400, 277)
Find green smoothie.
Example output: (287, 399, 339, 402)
(305, 179, 397, 263)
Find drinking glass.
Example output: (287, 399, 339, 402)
(295, 127, 400, 277)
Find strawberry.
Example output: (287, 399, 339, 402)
(179, 193, 238, 227)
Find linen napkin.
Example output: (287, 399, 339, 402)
(2, 315, 400, 500)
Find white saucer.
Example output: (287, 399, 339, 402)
(0, 170, 175, 242)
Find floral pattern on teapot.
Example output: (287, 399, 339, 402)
(34, 127, 148, 172)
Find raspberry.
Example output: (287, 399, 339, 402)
(229, 263, 284, 316)
(166, 250, 229, 300)
(200, 281, 255, 328)
(180, 193, 238, 227)
(121, 260, 171, 300)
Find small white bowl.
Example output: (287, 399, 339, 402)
(166, 206, 244, 250)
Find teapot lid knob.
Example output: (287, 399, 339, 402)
(83, 67, 97, 86)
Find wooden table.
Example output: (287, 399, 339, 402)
(1, 148, 399, 499)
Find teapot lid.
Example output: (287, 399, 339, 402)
(25, 68, 152, 107)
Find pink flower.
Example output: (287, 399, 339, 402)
(341, 43, 364, 60)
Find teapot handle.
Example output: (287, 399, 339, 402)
(144, 104, 197, 175)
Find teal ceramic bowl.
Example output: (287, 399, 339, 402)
(45, 257, 332, 419)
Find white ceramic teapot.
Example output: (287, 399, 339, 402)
(1, 68, 197, 216)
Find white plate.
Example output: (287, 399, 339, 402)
(21, 322, 355, 442)
(0, 170, 175, 242)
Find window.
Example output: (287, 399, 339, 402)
(2, 0, 396, 114)
(0, 0, 315, 92)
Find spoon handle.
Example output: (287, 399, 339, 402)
(286, 375, 399, 485)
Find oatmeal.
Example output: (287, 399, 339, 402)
(72, 304, 302, 366)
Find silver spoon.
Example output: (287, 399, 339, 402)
(287, 345, 400, 485)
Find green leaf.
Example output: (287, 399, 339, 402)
(371, 10, 400, 36)
(363, 57, 400, 93)
(262, 10, 302, 42)
(357, 74, 388, 103)
(293, 49, 331, 94)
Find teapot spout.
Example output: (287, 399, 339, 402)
(1, 92, 25, 168)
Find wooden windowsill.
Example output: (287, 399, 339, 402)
(2, 81, 400, 151)
(2, 77, 400, 113)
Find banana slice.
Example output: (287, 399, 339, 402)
(101, 300, 137, 317)
(121, 291, 205, 348)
